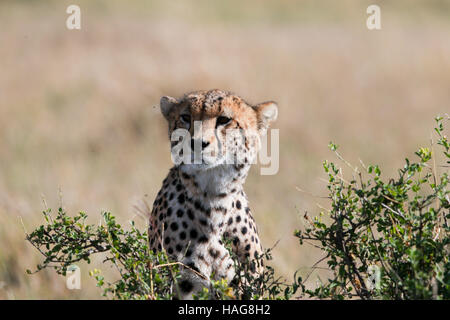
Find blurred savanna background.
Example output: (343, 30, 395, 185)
(1, 0, 449, 299)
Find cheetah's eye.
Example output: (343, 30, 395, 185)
(180, 114, 191, 123)
(216, 116, 231, 127)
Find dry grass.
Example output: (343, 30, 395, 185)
(0, 0, 449, 299)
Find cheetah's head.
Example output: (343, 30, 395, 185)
(160, 89, 277, 175)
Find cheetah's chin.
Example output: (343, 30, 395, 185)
(179, 162, 222, 173)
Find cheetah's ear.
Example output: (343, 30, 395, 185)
(254, 101, 278, 135)
(160, 96, 179, 120)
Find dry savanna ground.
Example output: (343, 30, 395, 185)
(0, 0, 449, 299)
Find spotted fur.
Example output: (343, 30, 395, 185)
(149, 89, 278, 299)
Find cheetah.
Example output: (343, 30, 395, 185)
(149, 89, 278, 299)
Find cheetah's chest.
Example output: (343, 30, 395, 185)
(148, 166, 263, 298)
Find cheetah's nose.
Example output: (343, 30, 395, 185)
(191, 139, 210, 151)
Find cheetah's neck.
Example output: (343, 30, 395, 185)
(177, 164, 250, 198)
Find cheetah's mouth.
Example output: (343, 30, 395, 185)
(179, 151, 226, 172)
(187, 147, 223, 166)
(188, 155, 224, 168)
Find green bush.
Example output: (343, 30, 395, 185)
(295, 116, 449, 299)
(26, 116, 449, 299)
(25, 209, 297, 300)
